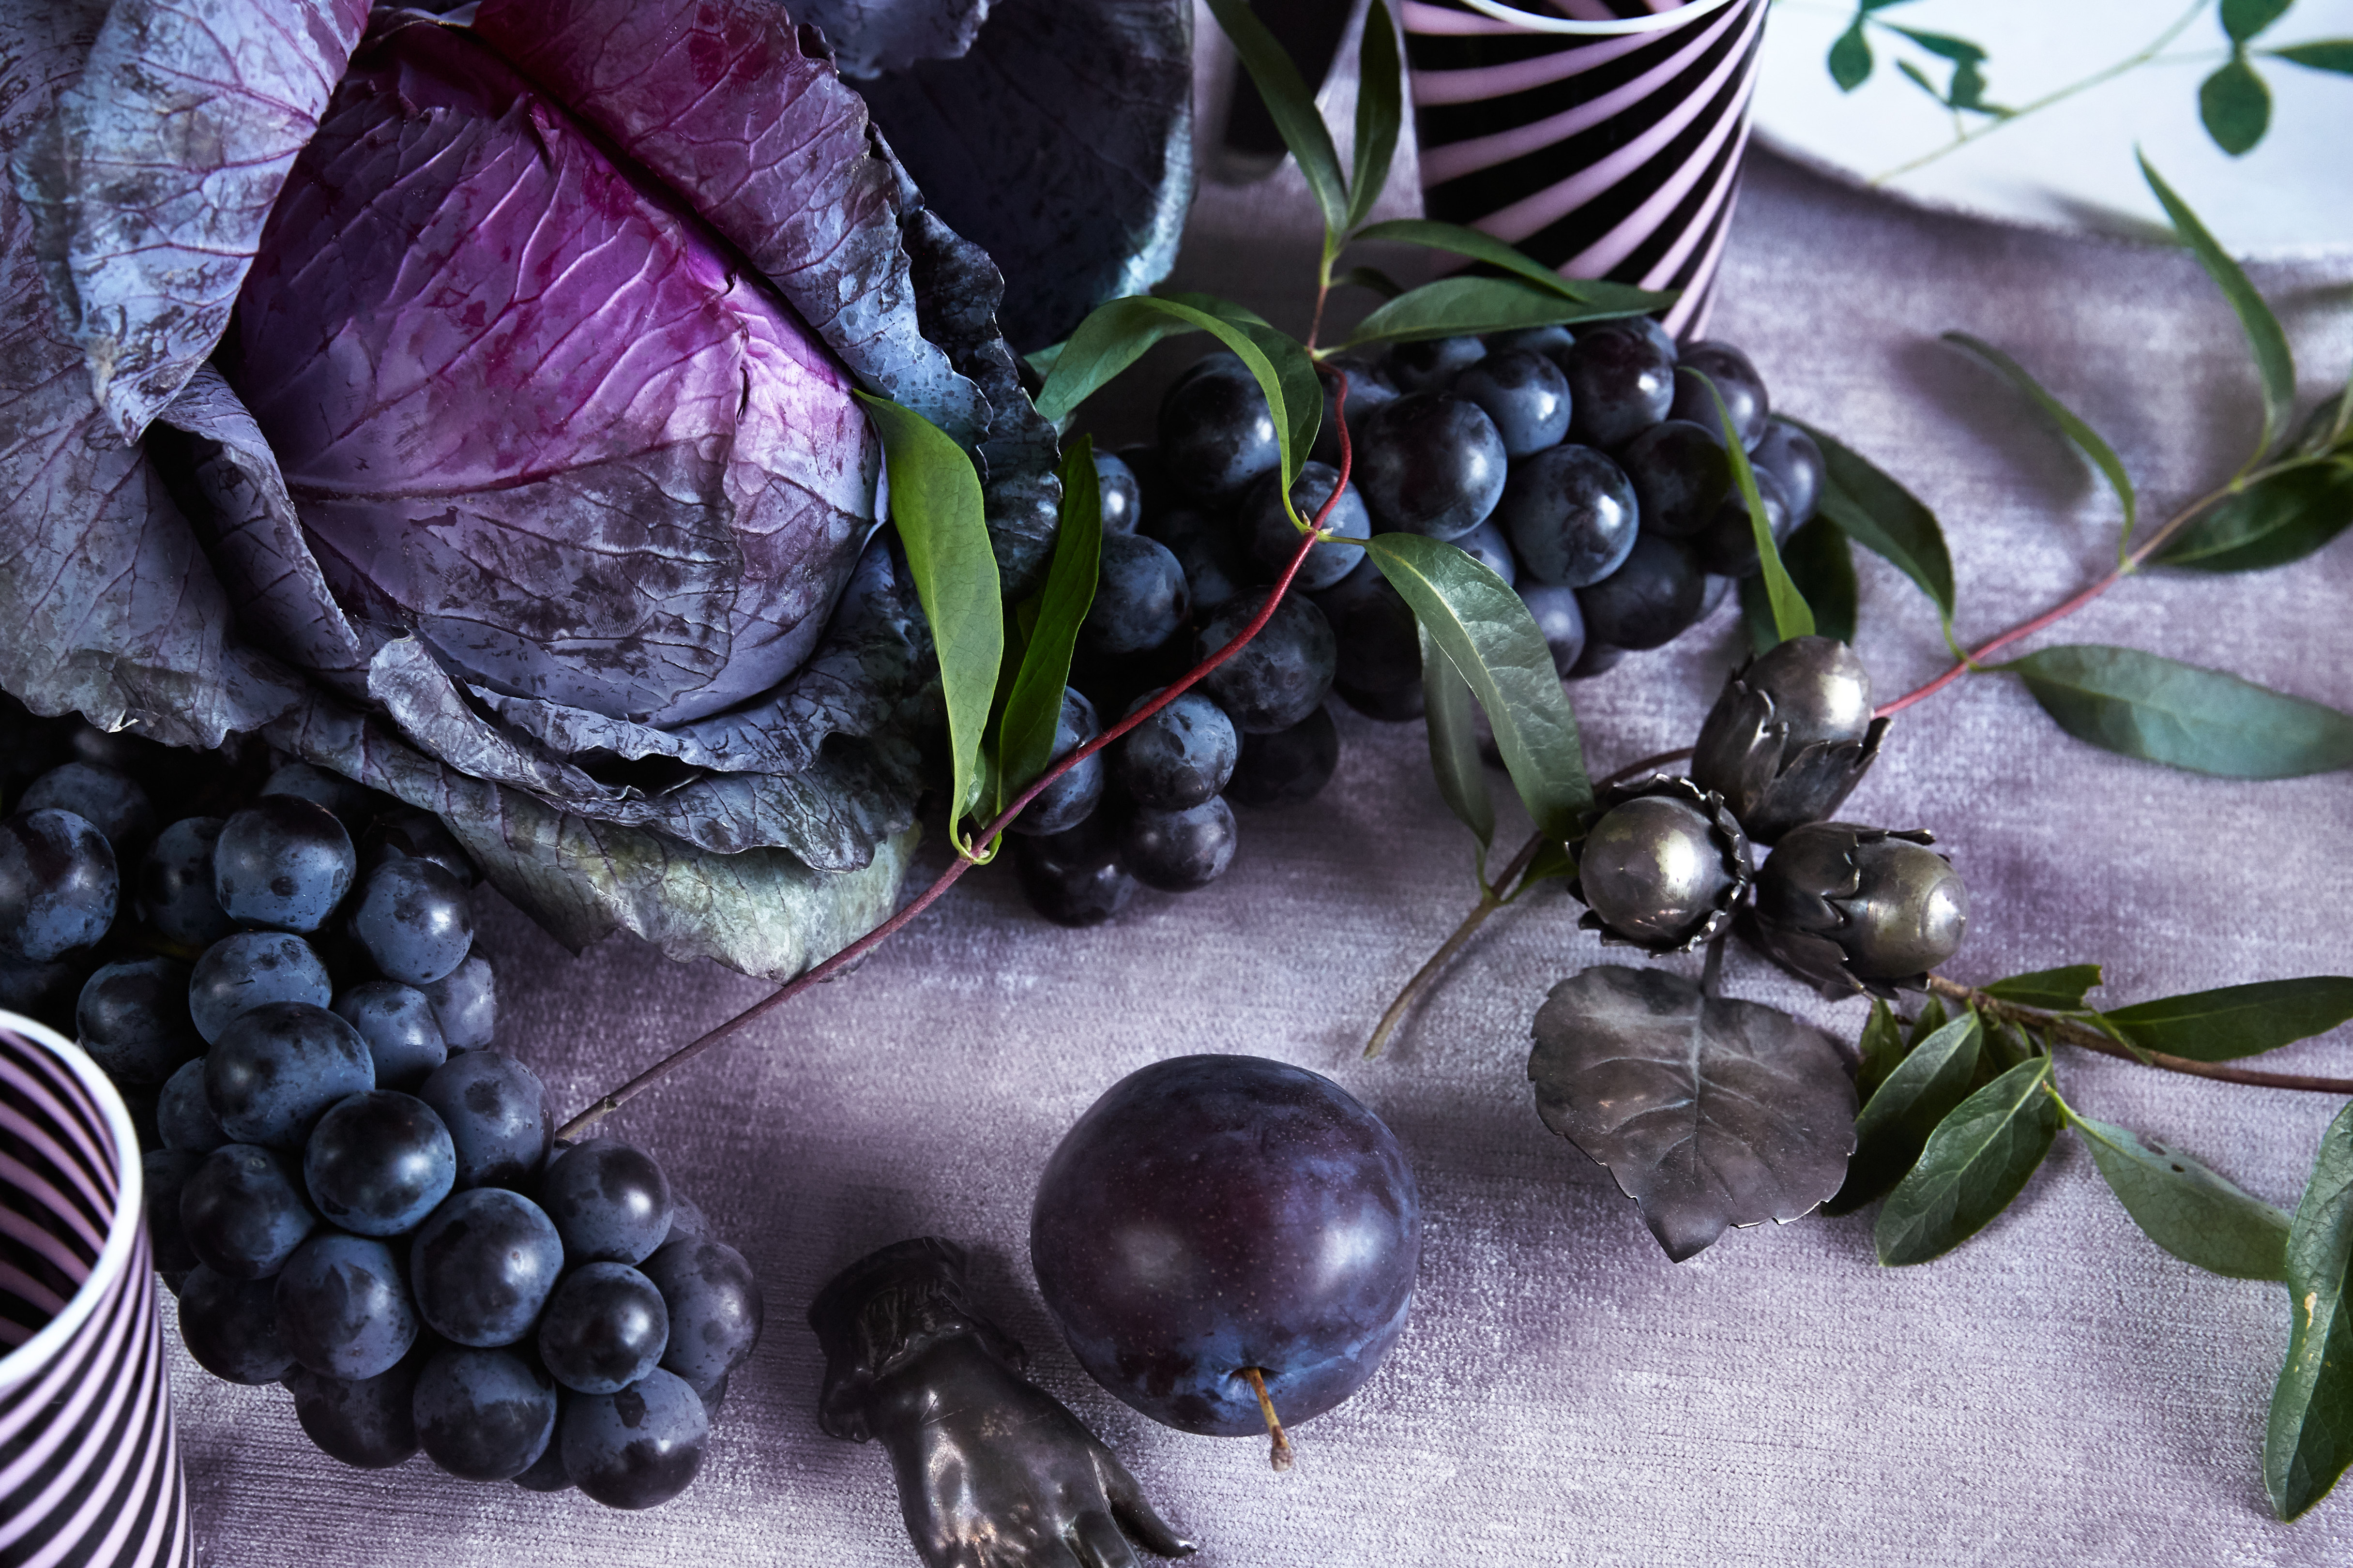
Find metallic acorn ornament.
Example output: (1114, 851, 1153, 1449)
(1568, 776, 1753, 954)
(1689, 637, 1888, 844)
(1745, 823, 1969, 997)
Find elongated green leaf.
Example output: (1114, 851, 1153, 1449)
(2267, 1102, 2353, 1520)
(2070, 1113, 2291, 1281)
(1855, 998, 1908, 1105)
(1886, 25, 1985, 62)
(1420, 625, 1494, 856)
(1828, 23, 1872, 90)
(1354, 218, 1580, 301)
(995, 440, 1104, 816)
(1982, 964, 2103, 1011)
(2201, 56, 2274, 155)
(1511, 837, 1574, 897)
(1343, 276, 1671, 348)
(1366, 534, 1592, 839)
(858, 394, 1002, 842)
(1158, 292, 1323, 486)
(2008, 644, 2353, 778)
(1875, 1058, 2061, 1266)
(1740, 516, 1858, 655)
(1943, 332, 2138, 547)
(2222, 0, 2293, 42)
(1347, 0, 1401, 232)
(2271, 40, 2353, 73)
(1203, 0, 1349, 243)
(2150, 461, 2353, 572)
(2098, 978, 2353, 1063)
(2140, 154, 2296, 459)
(1910, 997, 1949, 1046)
(1793, 422, 1958, 620)
(1335, 264, 1407, 300)
(1825, 1012, 1980, 1217)
(1706, 378, 1811, 642)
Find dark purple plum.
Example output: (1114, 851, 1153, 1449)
(1005, 689, 1106, 839)
(1093, 449, 1143, 536)
(1451, 519, 1518, 588)
(361, 807, 477, 889)
(539, 1262, 670, 1395)
(19, 762, 153, 851)
(540, 1140, 674, 1266)
(1198, 591, 1336, 734)
(410, 1187, 565, 1346)
(1315, 559, 1419, 695)
(0, 809, 117, 962)
(1384, 334, 1485, 392)
(1310, 354, 1400, 468)
(351, 859, 475, 986)
(1518, 583, 1588, 677)
(1497, 445, 1639, 588)
(1241, 461, 1369, 592)
(417, 1050, 549, 1189)
(275, 1232, 420, 1379)
(206, 1001, 374, 1148)
(1563, 327, 1674, 448)
(413, 1345, 559, 1482)
(1030, 1055, 1420, 1437)
(1669, 341, 1769, 450)
(1154, 508, 1248, 620)
(1083, 534, 1190, 658)
(1159, 358, 1280, 503)
(1354, 393, 1508, 540)
(144, 1148, 202, 1275)
(188, 931, 332, 1044)
(1113, 691, 1237, 811)
(1012, 813, 1138, 928)
(1576, 533, 1707, 650)
(1223, 706, 1340, 807)
(1751, 420, 1825, 524)
(76, 957, 200, 1085)
(213, 795, 356, 934)
(639, 1237, 763, 1391)
(181, 1143, 317, 1279)
(1118, 797, 1238, 893)
(1692, 468, 1797, 578)
(1454, 347, 1571, 458)
(178, 1264, 295, 1384)
(157, 1060, 227, 1154)
(305, 1090, 457, 1235)
(1618, 419, 1730, 540)
(420, 950, 496, 1051)
(288, 1348, 425, 1469)
(561, 1369, 709, 1510)
(334, 981, 448, 1089)
(138, 817, 237, 947)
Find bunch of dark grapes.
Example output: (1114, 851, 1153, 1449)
(0, 698, 761, 1508)
(1013, 320, 1822, 927)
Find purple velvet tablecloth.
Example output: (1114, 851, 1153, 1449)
(168, 140, 2353, 1568)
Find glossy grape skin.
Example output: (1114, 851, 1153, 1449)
(413, 1346, 560, 1482)
(1751, 420, 1825, 524)
(410, 1187, 565, 1346)
(510, 1423, 576, 1492)
(1576, 533, 1707, 650)
(1003, 689, 1106, 839)
(21, 762, 154, 852)
(1691, 468, 1796, 578)
(1485, 323, 1576, 363)
(1197, 591, 1337, 734)
(1314, 559, 1419, 694)
(1385, 334, 1485, 392)
(1011, 814, 1138, 928)
(1159, 359, 1280, 503)
(538, 1262, 670, 1395)
(178, 1264, 295, 1384)
(76, 956, 201, 1085)
(1241, 461, 1370, 591)
(181, 1144, 317, 1279)
(206, 1001, 374, 1148)
(157, 1060, 227, 1154)
(1518, 583, 1589, 677)
(1030, 1055, 1420, 1437)
(1093, 450, 1143, 536)
(144, 1148, 203, 1275)
(1496, 445, 1639, 588)
(1355, 392, 1508, 540)
(1118, 797, 1239, 893)
(288, 1348, 424, 1469)
(1451, 519, 1518, 588)
(420, 950, 496, 1051)
(305, 1090, 457, 1236)
(139, 817, 236, 947)
(1455, 347, 1572, 458)
(350, 859, 474, 986)
(1113, 691, 1238, 811)
(0, 809, 117, 961)
(417, 1051, 550, 1189)
(213, 795, 356, 934)
(1155, 508, 1248, 620)
(334, 981, 448, 1089)
(1564, 327, 1674, 448)
(188, 931, 333, 1044)
(1669, 341, 1769, 450)
(1618, 419, 1730, 539)
(1309, 354, 1400, 468)
(1222, 706, 1340, 807)
(640, 1237, 763, 1391)
(1585, 314, 1678, 365)
(539, 1140, 674, 1266)
(561, 1368, 709, 1510)
(275, 1232, 420, 1379)
(1083, 533, 1191, 659)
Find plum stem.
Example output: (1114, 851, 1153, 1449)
(1242, 1367, 1294, 1473)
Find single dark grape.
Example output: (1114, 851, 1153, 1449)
(1452, 519, 1518, 587)
(410, 1187, 566, 1346)
(1692, 469, 1797, 578)
(420, 950, 496, 1051)
(139, 817, 236, 947)
(1355, 393, 1508, 540)
(1113, 691, 1238, 811)
(1118, 797, 1238, 893)
(1584, 315, 1678, 364)
(1497, 445, 1639, 588)
(1241, 461, 1369, 591)
(1617, 419, 1731, 539)
(640, 1237, 763, 1391)
(1751, 420, 1825, 524)
(1669, 341, 1769, 450)
(178, 1264, 294, 1384)
(158, 1058, 228, 1154)
(0, 809, 117, 961)
(539, 1140, 674, 1266)
(1004, 689, 1105, 839)
(1151, 509, 1244, 624)
(181, 1143, 317, 1279)
(1223, 705, 1340, 807)
(144, 1147, 203, 1275)
(305, 1090, 457, 1236)
(1517, 583, 1589, 678)
(20, 763, 153, 852)
(1336, 680, 1425, 723)
(1576, 533, 1706, 650)
(351, 859, 474, 986)
(511, 1421, 576, 1492)
(413, 1345, 559, 1482)
(664, 1192, 710, 1246)
(206, 1000, 374, 1148)
(1455, 348, 1572, 458)
(213, 795, 356, 934)
(288, 1348, 424, 1469)
(1093, 449, 1143, 536)
(1563, 327, 1674, 448)
(262, 762, 388, 833)
(1197, 591, 1337, 734)
(188, 930, 333, 1044)
(417, 1051, 550, 1189)
(76, 956, 201, 1085)
(562, 1369, 709, 1510)
(1566, 641, 1627, 680)
(361, 809, 476, 890)
(1011, 813, 1138, 928)
(1158, 359, 1280, 503)
(334, 981, 447, 1089)
(1314, 559, 1419, 695)
(275, 1232, 420, 1379)
(1310, 355, 1400, 469)
(1082, 533, 1190, 658)
(1385, 334, 1485, 393)
(1485, 324, 1575, 365)
(695, 1374, 729, 1423)
(539, 1262, 670, 1395)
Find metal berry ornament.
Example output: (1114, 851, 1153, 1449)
(1689, 635, 1887, 844)
(1745, 823, 1971, 997)
(1567, 775, 1752, 954)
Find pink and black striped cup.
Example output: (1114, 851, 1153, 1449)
(1403, 0, 1768, 340)
(1, 1012, 192, 1568)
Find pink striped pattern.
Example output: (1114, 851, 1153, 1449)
(0, 1017, 192, 1568)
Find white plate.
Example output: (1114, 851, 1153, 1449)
(1752, 0, 2353, 257)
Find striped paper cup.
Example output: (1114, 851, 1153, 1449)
(1, 1012, 192, 1568)
(1403, 0, 1768, 340)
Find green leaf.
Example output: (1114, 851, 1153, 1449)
(1420, 624, 1494, 856)
(2007, 644, 2353, 778)
(1703, 376, 1811, 642)
(1854, 998, 1909, 1105)
(1909, 997, 1949, 1046)
(2222, 0, 2294, 43)
(1895, 59, 1943, 104)
(1342, 276, 1672, 348)
(1353, 218, 1579, 301)
(1942, 333, 2138, 551)
(1202, 0, 1349, 245)
(1347, 0, 1402, 232)
(2149, 461, 2353, 572)
(1793, 422, 1957, 620)
(2200, 56, 2275, 156)
(1828, 22, 1873, 91)
(2140, 154, 2296, 460)
(1365, 534, 1593, 840)
(2270, 39, 2353, 73)
(1779, 517, 1855, 646)
(857, 394, 1003, 844)
(1875, 1058, 2061, 1266)
(1885, 25, 1986, 63)
(993, 440, 1104, 817)
(1334, 264, 1407, 300)
(2267, 1101, 2353, 1519)
(2098, 978, 2353, 1063)
(2070, 1113, 2291, 1281)
(1981, 964, 2104, 1011)
(1825, 1012, 1983, 1217)
(1510, 836, 1574, 898)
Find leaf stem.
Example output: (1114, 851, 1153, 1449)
(1926, 976, 2353, 1096)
